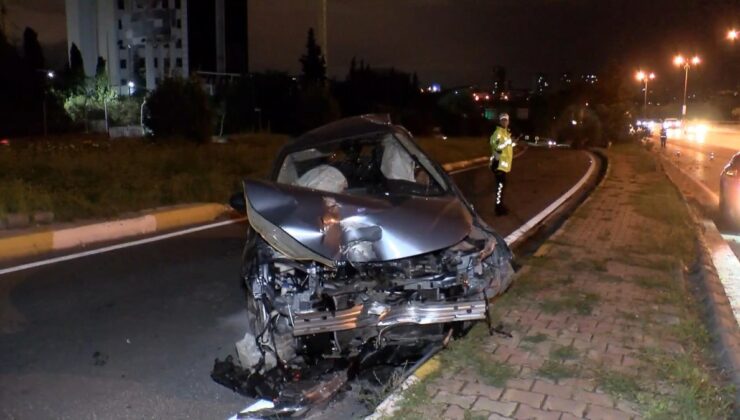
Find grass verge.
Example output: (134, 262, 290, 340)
(539, 291, 600, 315)
(1, 134, 488, 222)
(438, 325, 516, 387)
(537, 359, 578, 380)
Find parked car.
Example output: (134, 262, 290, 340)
(720, 152, 740, 228)
(229, 115, 515, 374)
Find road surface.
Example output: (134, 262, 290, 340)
(660, 124, 740, 256)
(0, 148, 592, 420)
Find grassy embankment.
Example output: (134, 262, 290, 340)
(0, 134, 490, 222)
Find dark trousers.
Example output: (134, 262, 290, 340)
(490, 160, 507, 210)
(660, 137, 667, 148)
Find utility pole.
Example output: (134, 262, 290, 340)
(216, 0, 226, 73)
(319, 0, 327, 70)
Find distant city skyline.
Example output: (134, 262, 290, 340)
(4, 0, 737, 90)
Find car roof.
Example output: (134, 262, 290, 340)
(286, 114, 396, 152)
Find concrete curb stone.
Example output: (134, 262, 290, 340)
(0, 203, 231, 261)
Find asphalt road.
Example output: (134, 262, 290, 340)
(660, 126, 740, 257)
(0, 147, 591, 420)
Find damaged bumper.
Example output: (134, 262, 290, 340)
(291, 300, 487, 336)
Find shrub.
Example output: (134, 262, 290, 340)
(145, 77, 213, 142)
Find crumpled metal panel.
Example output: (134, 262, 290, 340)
(290, 301, 487, 336)
(244, 178, 472, 263)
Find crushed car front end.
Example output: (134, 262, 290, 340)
(233, 115, 515, 374)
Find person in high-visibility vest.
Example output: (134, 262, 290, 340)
(489, 113, 515, 216)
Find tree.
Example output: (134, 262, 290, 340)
(299, 28, 326, 86)
(348, 56, 357, 80)
(22, 27, 44, 70)
(296, 84, 340, 132)
(68, 43, 85, 84)
(95, 56, 106, 78)
(0, 29, 49, 136)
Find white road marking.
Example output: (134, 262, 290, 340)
(0, 218, 247, 276)
(722, 233, 740, 244)
(504, 154, 596, 246)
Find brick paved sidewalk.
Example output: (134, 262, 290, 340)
(390, 145, 735, 419)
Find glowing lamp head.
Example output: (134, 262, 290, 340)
(691, 56, 701, 65)
(635, 71, 645, 81)
(128, 81, 135, 88)
(649, 72, 655, 80)
(673, 55, 685, 66)
(728, 29, 738, 41)
(47, 71, 55, 79)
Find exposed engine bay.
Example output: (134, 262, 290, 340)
(235, 220, 513, 374)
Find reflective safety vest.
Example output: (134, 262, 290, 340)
(489, 126, 514, 173)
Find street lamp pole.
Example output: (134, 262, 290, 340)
(635, 71, 655, 120)
(673, 55, 700, 119)
(681, 64, 689, 117)
(38, 70, 55, 137)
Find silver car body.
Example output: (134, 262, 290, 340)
(235, 115, 514, 371)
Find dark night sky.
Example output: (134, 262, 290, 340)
(6, 0, 738, 88)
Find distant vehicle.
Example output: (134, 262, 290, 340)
(636, 119, 658, 132)
(663, 118, 681, 129)
(524, 135, 557, 147)
(720, 152, 740, 229)
(662, 118, 683, 139)
(431, 126, 448, 140)
(685, 121, 709, 143)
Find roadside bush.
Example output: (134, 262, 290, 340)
(552, 105, 603, 148)
(145, 77, 213, 142)
(295, 84, 341, 133)
(107, 97, 141, 126)
(61, 75, 147, 130)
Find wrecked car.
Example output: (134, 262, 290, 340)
(230, 114, 515, 375)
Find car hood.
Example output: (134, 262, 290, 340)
(243, 179, 472, 265)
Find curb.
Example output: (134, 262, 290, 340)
(0, 203, 230, 261)
(366, 149, 605, 419)
(692, 216, 740, 405)
(545, 149, 611, 245)
(0, 156, 492, 263)
(658, 154, 740, 402)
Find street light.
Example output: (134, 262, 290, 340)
(635, 70, 656, 119)
(673, 54, 700, 118)
(728, 29, 738, 42)
(36, 70, 56, 136)
(127, 80, 135, 96)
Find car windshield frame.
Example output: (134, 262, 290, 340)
(272, 129, 450, 197)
